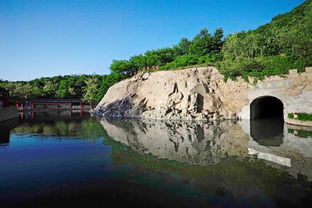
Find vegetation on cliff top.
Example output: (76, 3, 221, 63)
(110, 0, 312, 80)
(219, 0, 312, 79)
(1, 0, 311, 103)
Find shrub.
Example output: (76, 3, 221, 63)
(217, 55, 306, 80)
(288, 112, 312, 121)
(160, 53, 221, 71)
(297, 113, 312, 121)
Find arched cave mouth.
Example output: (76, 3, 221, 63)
(250, 96, 284, 146)
(250, 96, 284, 119)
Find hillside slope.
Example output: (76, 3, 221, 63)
(220, 0, 312, 79)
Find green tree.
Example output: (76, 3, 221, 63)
(110, 60, 135, 77)
(144, 48, 176, 66)
(212, 28, 224, 53)
(189, 28, 214, 56)
(82, 77, 99, 105)
(173, 38, 191, 56)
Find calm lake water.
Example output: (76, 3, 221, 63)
(0, 111, 312, 208)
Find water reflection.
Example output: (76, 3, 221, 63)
(250, 117, 284, 146)
(0, 111, 104, 141)
(1, 113, 312, 207)
(287, 123, 312, 138)
(100, 118, 312, 181)
(18, 110, 90, 121)
(0, 118, 18, 145)
(99, 118, 312, 207)
(101, 119, 248, 165)
(12, 111, 105, 139)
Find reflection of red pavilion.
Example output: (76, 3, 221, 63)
(0, 88, 18, 122)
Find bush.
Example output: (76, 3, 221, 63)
(218, 55, 306, 80)
(288, 112, 312, 121)
(160, 53, 221, 71)
(297, 113, 312, 121)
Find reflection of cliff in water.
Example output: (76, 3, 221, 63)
(101, 118, 312, 181)
(101, 119, 312, 206)
(101, 119, 250, 166)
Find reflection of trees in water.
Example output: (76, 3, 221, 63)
(19, 110, 90, 121)
(12, 118, 106, 139)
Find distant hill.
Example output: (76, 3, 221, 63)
(220, 0, 312, 79)
(0, 74, 116, 104)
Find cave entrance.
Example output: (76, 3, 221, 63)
(250, 96, 284, 146)
(250, 96, 284, 120)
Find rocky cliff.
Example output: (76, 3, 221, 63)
(93, 67, 249, 120)
(93, 66, 312, 122)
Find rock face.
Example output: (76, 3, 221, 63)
(93, 67, 249, 120)
(101, 119, 250, 166)
(93, 66, 312, 122)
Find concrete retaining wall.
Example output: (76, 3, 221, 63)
(238, 67, 312, 122)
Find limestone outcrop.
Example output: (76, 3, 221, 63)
(93, 67, 249, 120)
(93, 66, 312, 122)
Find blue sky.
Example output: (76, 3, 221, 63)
(0, 0, 306, 81)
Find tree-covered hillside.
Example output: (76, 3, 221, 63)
(1, 0, 311, 103)
(109, 27, 224, 77)
(219, 0, 312, 79)
(0, 74, 121, 104)
(109, 0, 312, 80)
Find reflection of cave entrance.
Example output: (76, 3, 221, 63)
(250, 96, 284, 146)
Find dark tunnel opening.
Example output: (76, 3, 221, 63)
(250, 96, 284, 146)
(250, 96, 284, 119)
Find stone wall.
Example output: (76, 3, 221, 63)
(238, 67, 312, 123)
